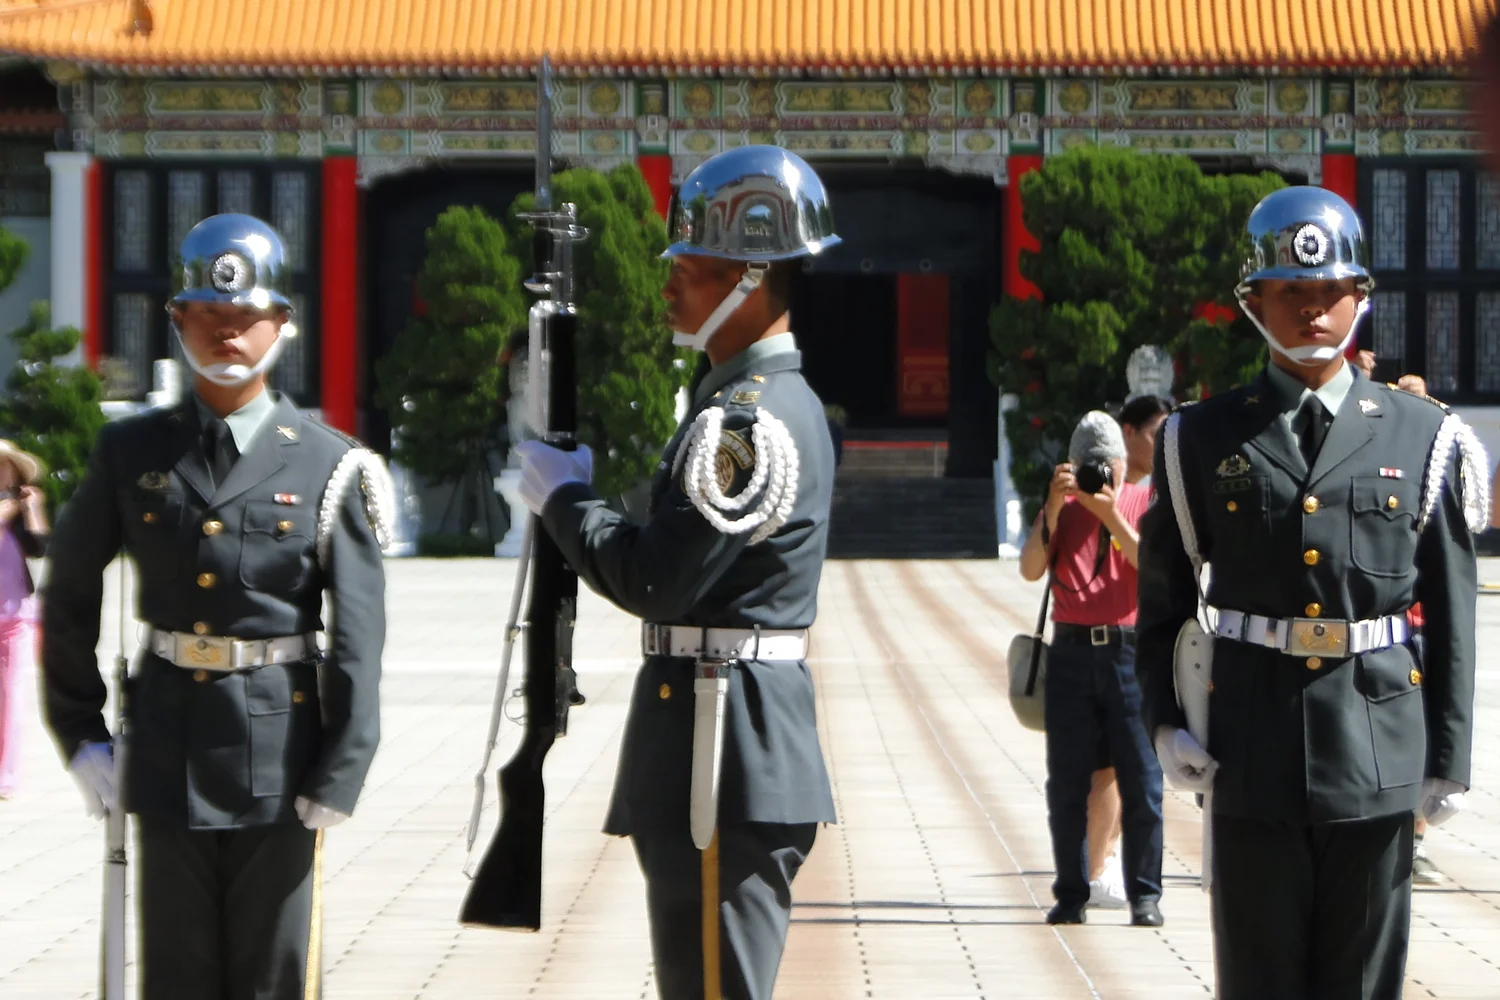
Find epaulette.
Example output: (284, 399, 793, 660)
(1387, 383, 1451, 412)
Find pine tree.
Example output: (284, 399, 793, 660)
(987, 148, 1285, 518)
(508, 164, 688, 499)
(373, 205, 526, 537)
(0, 302, 106, 515)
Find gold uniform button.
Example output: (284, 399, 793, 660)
(142, 511, 158, 524)
(1410, 668, 1423, 685)
(277, 520, 294, 533)
(1304, 603, 1322, 618)
(658, 683, 672, 700)
(1306, 656, 1323, 671)
(292, 691, 307, 705)
(1387, 495, 1399, 510)
(192, 621, 210, 635)
(192, 669, 209, 682)
(1303, 496, 1320, 514)
(1303, 549, 1320, 566)
(202, 520, 223, 536)
(197, 572, 217, 589)
(1226, 501, 1239, 512)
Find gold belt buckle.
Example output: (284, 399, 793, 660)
(180, 635, 234, 670)
(1288, 619, 1348, 658)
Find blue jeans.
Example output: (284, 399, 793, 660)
(1044, 633, 1164, 906)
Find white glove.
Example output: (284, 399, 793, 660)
(69, 741, 118, 819)
(295, 796, 349, 830)
(1155, 726, 1218, 794)
(1419, 778, 1467, 827)
(513, 441, 594, 515)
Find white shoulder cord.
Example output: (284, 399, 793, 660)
(1162, 413, 1205, 577)
(671, 406, 799, 545)
(316, 448, 398, 564)
(1418, 413, 1491, 535)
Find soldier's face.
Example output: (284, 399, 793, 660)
(663, 255, 743, 335)
(1245, 278, 1362, 354)
(175, 302, 286, 370)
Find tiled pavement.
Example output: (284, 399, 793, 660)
(1, 557, 1497, 998)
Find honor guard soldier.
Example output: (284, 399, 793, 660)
(1137, 187, 1483, 1000)
(42, 214, 393, 999)
(514, 146, 839, 1000)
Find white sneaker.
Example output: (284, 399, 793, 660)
(1088, 856, 1128, 910)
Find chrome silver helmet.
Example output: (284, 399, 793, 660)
(664, 145, 840, 262)
(170, 213, 294, 315)
(1235, 186, 1374, 298)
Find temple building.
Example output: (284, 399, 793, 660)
(0, 0, 1495, 506)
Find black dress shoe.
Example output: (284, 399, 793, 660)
(1130, 899, 1164, 927)
(1046, 901, 1087, 925)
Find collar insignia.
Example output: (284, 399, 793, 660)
(1243, 395, 1260, 407)
(275, 425, 298, 441)
(1358, 398, 1379, 414)
(137, 471, 170, 491)
(1216, 454, 1251, 478)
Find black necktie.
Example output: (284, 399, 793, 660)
(203, 418, 237, 488)
(1295, 397, 1329, 467)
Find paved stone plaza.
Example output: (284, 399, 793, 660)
(0, 557, 1496, 998)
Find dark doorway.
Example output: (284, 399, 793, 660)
(792, 272, 898, 427)
(363, 166, 532, 449)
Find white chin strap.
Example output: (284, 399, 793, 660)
(1237, 296, 1369, 367)
(173, 323, 294, 387)
(672, 264, 767, 352)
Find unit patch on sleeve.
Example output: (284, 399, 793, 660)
(715, 429, 756, 494)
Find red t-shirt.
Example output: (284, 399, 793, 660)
(1046, 480, 1150, 627)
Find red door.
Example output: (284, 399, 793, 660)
(896, 272, 950, 418)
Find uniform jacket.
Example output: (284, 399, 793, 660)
(42, 393, 385, 830)
(1137, 370, 1478, 824)
(542, 342, 838, 835)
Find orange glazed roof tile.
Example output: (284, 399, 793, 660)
(0, 0, 1496, 74)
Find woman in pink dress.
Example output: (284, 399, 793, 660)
(0, 440, 49, 798)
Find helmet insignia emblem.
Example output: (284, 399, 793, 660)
(209, 252, 251, 293)
(1292, 224, 1330, 268)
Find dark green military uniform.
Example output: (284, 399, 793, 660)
(541, 335, 837, 1000)
(1137, 368, 1478, 999)
(42, 391, 386, 999)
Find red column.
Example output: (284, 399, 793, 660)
(1004, 155, 1043, 300)
(84, 159, 102, 365)
(1321, 153, 1360, 358)
(637, 154, 673, 221)
(1321, 153, 1357, 209)
(320, 157, 359, 435)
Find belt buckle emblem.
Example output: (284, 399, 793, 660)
(1289, 619, 1347, 657)
(181, 635, 233, 669)
(1090, 625, 1111, 646)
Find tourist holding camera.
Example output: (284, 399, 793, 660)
(1019, 412, 1166, 927)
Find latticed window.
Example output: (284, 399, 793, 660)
(1361, 161, 1500, 401)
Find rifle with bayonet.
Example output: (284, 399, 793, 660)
(460, 54, 587, 932)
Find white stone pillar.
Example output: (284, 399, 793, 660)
(44, 151, 92, 365)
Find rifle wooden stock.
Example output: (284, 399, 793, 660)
(459, 283, 579, 932)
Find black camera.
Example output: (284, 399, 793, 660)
(1074, 461, 1113, 495)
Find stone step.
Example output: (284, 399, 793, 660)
(828, 476, 996, 559)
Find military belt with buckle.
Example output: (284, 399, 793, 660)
(641, 623, 809, 661)
(148, 628, 319, 673)
(1211, 609, 1409, 658)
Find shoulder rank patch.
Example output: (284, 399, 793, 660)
(1215, 454, 1251, 478)
(137, 471, 170, 491)
(730, 389, 762, 405)
(714, 429, 756, 492)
